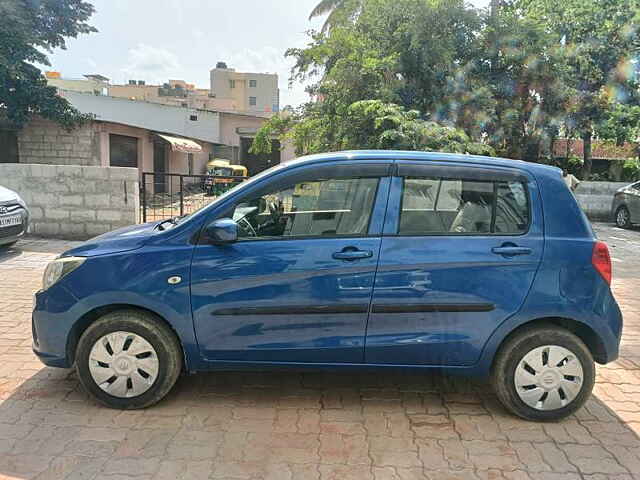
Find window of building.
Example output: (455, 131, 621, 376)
(229, 79, 236, 89)
(249, 79, 257, 88)
(249, 96, 257, 106)
(109, 134, 138, 168)
(189, 114, 198, 121)
(230, 177, 379, 239)
(399, 177, 529, 235)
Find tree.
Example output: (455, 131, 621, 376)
(518, 0, 640, 178)
(292, 0, 485, 124)
(471, 3, 571, 161)
(251, 100, 494, 157)
(308, 0, 363, 32)
(0, 0, 96, 129)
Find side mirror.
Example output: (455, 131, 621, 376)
(206, 218, 238, 244)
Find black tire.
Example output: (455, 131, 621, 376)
(75, 309, 183, 409)
(491, 325, 595, 421)
(615, 205, 632, 229)
(0, 241, 18, 249)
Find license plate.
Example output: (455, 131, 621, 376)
(0, 214, 21, 228)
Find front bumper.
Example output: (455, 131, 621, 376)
(32, 284, 79, 368)
(0, 206, 29, 245)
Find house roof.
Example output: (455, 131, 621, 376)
(553, 139, 637, 160)
(59, 89, 221, 144)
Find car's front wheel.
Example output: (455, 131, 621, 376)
(492, 325, 595, 421)
(615, 205, 632, 228)
(75, 309, 183, 409)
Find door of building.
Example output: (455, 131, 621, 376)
(153, 141, 167, 194)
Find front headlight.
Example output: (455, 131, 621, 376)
(14, 193, 27, 209)
(42, 256, 86, 291)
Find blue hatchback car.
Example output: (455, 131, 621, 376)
(33, 151, 622, 421)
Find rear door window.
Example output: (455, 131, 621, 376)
(399, 176, 529, 235)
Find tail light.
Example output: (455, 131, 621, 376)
(592, 241, 612, 285)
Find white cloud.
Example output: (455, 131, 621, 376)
(120, 43, 183, 84)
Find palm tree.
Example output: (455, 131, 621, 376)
(308, 0, 362, 32)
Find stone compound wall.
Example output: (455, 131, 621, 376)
(574, 181, 628, 222)
(0, 164, 138, 240)
(16, 118, 100, 166)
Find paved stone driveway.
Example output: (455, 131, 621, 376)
(0, 225, 639, 480)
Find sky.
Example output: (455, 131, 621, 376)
(45, 0, 490, 108)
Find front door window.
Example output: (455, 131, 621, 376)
(230, 177, 379, 239)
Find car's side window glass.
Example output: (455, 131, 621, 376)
(231, 177, 379, 239)
(399, 175, 529, 235)
(494, 181, 529, 234)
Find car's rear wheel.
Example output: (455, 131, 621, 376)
(75, 309, 182, 409)
(491, 325, 595, 421)
(615, 205, 631, 228)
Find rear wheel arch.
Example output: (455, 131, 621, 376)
(66, 304, 187, 370)
(490, 316, 607, 368)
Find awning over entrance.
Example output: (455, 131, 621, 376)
(155, 133, 202, 154)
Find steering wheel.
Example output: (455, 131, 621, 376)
(238, 217, 257, 237)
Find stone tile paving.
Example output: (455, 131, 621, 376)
(0, 226, 639, 480)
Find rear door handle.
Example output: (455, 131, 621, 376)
(491, 246, 532, 257)
(332, 249, 373, 261)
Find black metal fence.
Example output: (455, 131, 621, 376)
(140, 172, 247, 223)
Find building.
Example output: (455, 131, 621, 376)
(553, 139, 638, 180)
(44, 63, 280, 115)
(210, 65, 279, 114)
(1, 90, 294, 184)
(44, 72, 109, 95)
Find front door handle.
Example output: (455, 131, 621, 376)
(491, 245, 532, 257)
(332, 249, 373, 261)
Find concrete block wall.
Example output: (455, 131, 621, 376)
(0, 164, 138, 240)
(574, 181, 628, 221)
(16, 118, 100, 166)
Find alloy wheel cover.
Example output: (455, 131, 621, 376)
(88, 331, 159, 398)
(514, 345, 584, 411)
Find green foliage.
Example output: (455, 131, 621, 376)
(622, 159, 640, 181)
(516, 0, 640, 176)
(290, 0, 640, 168)
(566, 155, 584, 176)
(0, 0, 96, 129)
(308, 0, 363, 32)
(596, 103, 640, 147)
(251, 100, 494, 157)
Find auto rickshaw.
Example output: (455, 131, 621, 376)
(203, 159, 247, 196)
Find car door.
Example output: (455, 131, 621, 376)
(365, 161, 544, 366)
(191, 162, 392, 364)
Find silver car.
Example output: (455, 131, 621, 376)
(612, 181, 640, 228)
(0, 185, 30, 247)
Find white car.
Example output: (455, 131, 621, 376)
(0, 185, 29, 247)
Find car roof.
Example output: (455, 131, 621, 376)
(285, 150, 560, 175)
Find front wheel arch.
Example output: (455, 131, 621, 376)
(67, 304, 186, 371)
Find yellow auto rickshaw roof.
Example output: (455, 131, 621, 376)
(207, 159, 232, 168)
